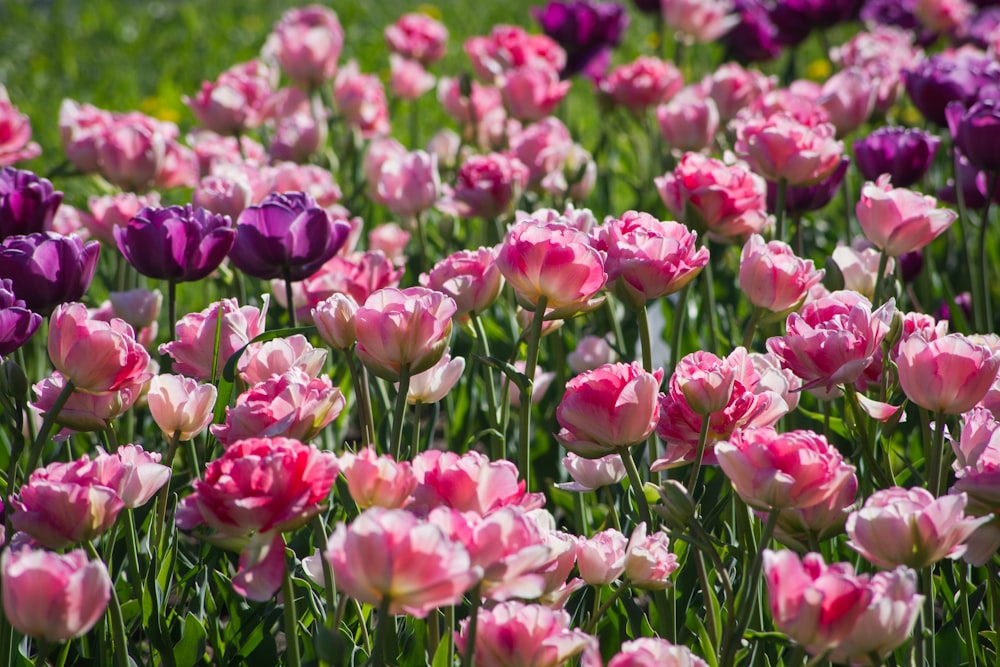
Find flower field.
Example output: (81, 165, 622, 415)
(2, 0, 1000, 666)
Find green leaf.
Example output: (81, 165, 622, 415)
(795, 406, 849, 440)
(175, 612, 207, 667)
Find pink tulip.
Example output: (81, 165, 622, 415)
(451, 152, 529, 219)
(500, 66, 570, 122)
(953, 407, 1000, 471)
(556, 362, 663, 458)
(265, 5, 343, 87)
(701, 64, 775, 123)
(192, 173, 252, 220)
(556, 452, 626, 492)
(186, 61, 273, 136)
(762, 550, 874, 655)
(83, 192, 161, 245)
(609, 637, 709, 667)
(508, 359, 558, 408)
(409, 449, 545, 516)
(655, 88, 720, 153)
(766, 290, 894, 397)
(746, 88, 828, 127)
(624, 523, 679, 590)
(716, 427, 856, 510)
(0, 85, 41, 166)
(212, 368, 345, 445)
(90, 444, 170, 509)
(656, 152, 769, 244)
(405, 352, 465, 404)
(146, 374, 217, 441)
(420, 246, 504, 318)
(739, 234, 824, 313)
(675, 352, 737, 415)
(856, 175, 957, 256)
(389, 54, 436, 100)
(600, 56, 683, 111)
(771, 472, 857, 551)
(48, 302, 151, 394)
(818, 68, 877, 138)
(661, 0, 739, 43)
(237, 334, 327, 385)
(464, 25, 566, 83)
(160, 297, 268, 381)
(268, 112, 326, 163)
(509, 118, 574, 191)
(914, 0, 972, 32)
(831, 239, 893, 299)
(333, 61, 389, 138)
(326, 507, 479, 617)
(368, 223, 411, 264)
(828, 567, 923, 666)
(58, 100, 115, 174)
(10, 458, 125, 548)
(94, 121, 165, 192)
(438, 77, 505, 132)
(311, 293, 358, 350)
(376, 149, 441, 218)
(296, 251, 404, 320)
(654, 348, 790, 470)
(2, 547, 111, 643)
(735, 112, 843, 186)
(31, 372, 141, 433)
(339, 447, 417, 510)
(846, 487, 989, 569)
(456, 600, 594, 667)
(355, 287, 456, 381)
(385, 13, 449, 65)
(831, 27, 919, 114)
(567, 335, 617, 374)
(577, 528, 628, 585)
(497, 219, 606, 315)
(896, 333, 1000, 414)
(593, 211, 709, 308)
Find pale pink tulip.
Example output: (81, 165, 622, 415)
(326, 507, 479, 616)
(31, 372, 141, 433)
(846, 487, 989, 569)
(656, 88, 720, 153)
(368, 223, 411, 264)
(186, 61, 273, 136)
(333, 61, 389, 138)
(264, 5, 343, 87)
(311, 293, 358, 350)
(567, 335, 617, 374)
(735, 113, 843, 185)
(59, 99, 114, 173)
(91, 444, 170, 509)
(509, 118, 574, 191)
(716, 427, 856, 510)
(771, 472, 857, 551)
(160, 297, 269, 381)
(739, 234, 824, 313)
(94, 121, 165, 191)
(661, 0, 739, 43)
(856, 175, 957, 257)
(577, 528, 628, 585)
(405, 352, 465, 404)
(556, 452, 626, 492)
(609, 637, 709, 667)
(146, 374, 217, 441)
(456, 601, 594, 667)
(624, 523, 679, 590)
(409, 449, 545, 516)
(896, 333, 1000, 414)
(389, 54, 436, 100)
(831, 239, 894, 299)
(676, 352, 737, 415)
(600, 57, 683, 111)
(818, 68, 877, 138)
(701, 64, 775, 122)
(420, 246, 504, 317)
(385, 13, 449, 65)
(556, 362, 663, 458)
(508, 359, 558, 408)
(339, 447, 417, 510)
(500, 66, 570, 122)
(237, 333, 327, 385)
(376, 149, 441, 217)
(2, 547, 111, 643)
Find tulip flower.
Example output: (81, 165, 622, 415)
(264, 5, 344, 88)
(895, 333, 1000, 414)
(0, 232, 99, 316)
(0, 167, 63, 240)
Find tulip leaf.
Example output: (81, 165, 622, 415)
(472, 354, 529, 391)
(175, 612, 207, 667)
(794, 406, 850, 440)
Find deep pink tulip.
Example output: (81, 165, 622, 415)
(593, 211, 709, 309)
(624, 523, 679, 590)
(146, 374, 217, 441)
(771, 471, 857, 551)
(84, 192, 161, 245)
(368, 223, 411, 264)
(735, 112, 843, 186)
(10, 458, 125, 549)
(577, 528, 628, 585)
(464, 25, 566, 83)
(497, 219, 606, 315)
(211, 368, 345, 445)
(608, 637, 709, 667)
(451, 152, 529, 219)
(600, 56, 683, 111)
(0, 86, 41, 166)
(895, 333, 1000, 414)
(325, 507, 479, 617)
(456, 600, 594, 667)
(47, 302, 151, 394)
(656, 88, 720, 153)
(766, 291, 894, 397)
(762, 550, 874, 655)
(265, 5, 343, 87)
(339, 447, 417, 510)
(159, 297, 268, 381)
(2, 547, 111, 643)
(409, 449, 544, 516)
(739, 234, 824, 313)
(654, 348, 790, 470)
(509, 118, 574, 193)
(58, 99, 114, 174)
(846, 487, 989, 569)
(420, 246, 504, 318)
(716, 427, 856, 511)
(185, 60, 273, 136)
(294, 250, 403, 323)
(333, 61, 390, 138)
(385, 13, 449, 65)
(556, 362, 663, 458)
(376, 149, 441, 217)
(500, 65, 570, 122)
(31, 372, 141, 433)
(354, 287, 456, 381)
(856, 175, 957, 256)
(656, 152, 769, 244)
(828, 567, 923, 666)
(237, 333, 327, 385)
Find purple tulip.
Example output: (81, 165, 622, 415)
(0, 168, 63, 241)
(859, 0, 938, 46)
(0, 233, 100, 316)
(904, 50, 994, 126)
(853, 127, 940, 188)
(898, 249, 924, 283)
(723, 0, 783, 63)
(631, 0, 661, 13)
(962, 7, 1000, 48)
(938, 151, 991, 209)
(768, 0, 862, 47)
(114, 205, 236, 283)
(947, 100, 1000, 174)
(229, 191, 350, 281)
(767, 156, 849, 214)
(532, 1, 630, 79)
(0, 278, 41, 356)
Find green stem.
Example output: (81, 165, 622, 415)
(282, 560, 301, 667)
(346, 352, 376, 448)
(32, 641, 52, 667)
(921, 565, 936, 667)
(154, 430, 181, 552)
(978, 171, 997, 331)
(519, 295, 548, 489)
(618, 446, 652, 527)
(742, 307, 763, 351)
(122, 508, 143, 600)
(773, 179, 788, 243)
(414, 213, 429, 278)
(954, 147, 983, 332)
(929, 410, 946, 497)
(25, 378, 75, 474)
(411, 401, 424, 457)
(960, 562, 978, 667)
(84, 542, 128, 667)
(370, 596, 392, 667)
(872, 250, 890, 307)
(390, 365, 411, 461)
(687, 413, 712, 495)
(471, 313, 502, 460)
(584, 585, 628, 634)
(668, 285, 691, 373)
(313, 517, 337, 623)
(636, 303, 660, 475)
(460, 584, 482, 667)
(695, 551, 720, 646)
(842, 384, 891, 489)
(284, 271, 297, 329)
(701, 258, 718, 355)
